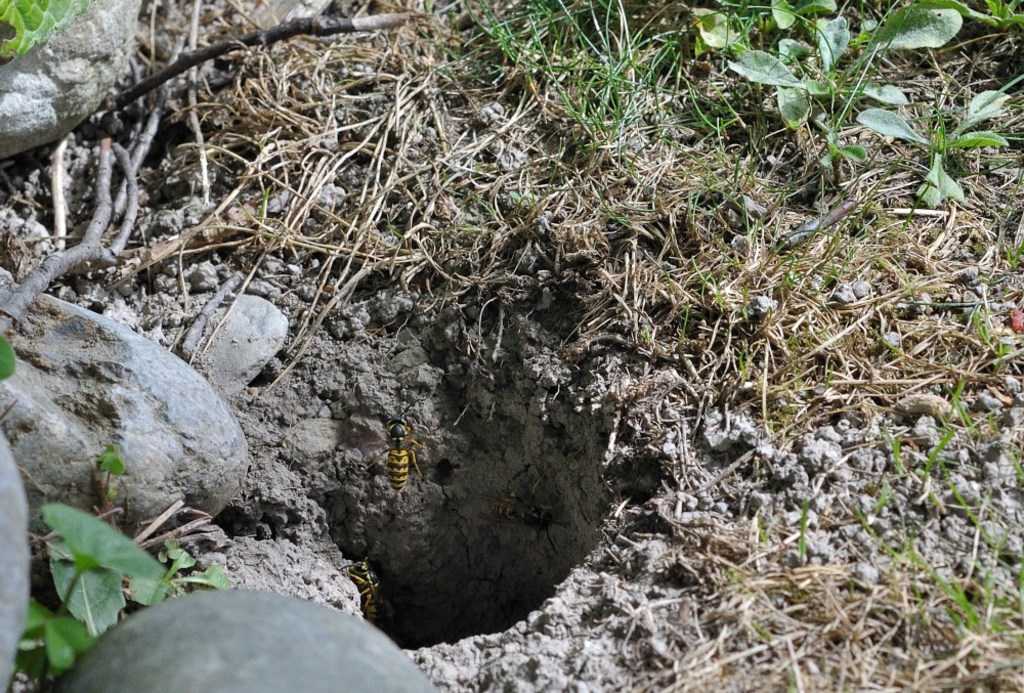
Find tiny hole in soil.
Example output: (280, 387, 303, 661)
(431, 458, 455, 485)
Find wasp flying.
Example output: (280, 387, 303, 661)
(385, 416, 423, 491)
(347, 559, 381, 622)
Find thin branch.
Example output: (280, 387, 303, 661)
(0, 139, 115, 331)
(108, 143, 140, 256)
(113, 85, 170, 217)
(50, 136, 69, 251)
(178, 272, 242, 360)
(133, 499, 186, 544)
(0, 136, 141, 333)
(778, 198, 860, 251)
(188, 0, 211, 207)
(112, 12, 416, 111)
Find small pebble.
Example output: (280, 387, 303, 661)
(896, 393, 951, 419)
(853, 562, 880, 584)
(851, 280, 871, 299)
(831, 283, 857, 305)
(187, 262, 219, 292)
(747, 295, 777, 319)
(882, 331, 902, 348)
(973, 390, 1003, 413)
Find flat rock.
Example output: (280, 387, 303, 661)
(0, 433, 28, 686)
(56, 590, 437, 693)
(1, 295, 248, 531)
(0, 0, 142, 158)
(200, 295, 288, 394)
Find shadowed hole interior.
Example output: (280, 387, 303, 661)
(327, 363, 609, 647)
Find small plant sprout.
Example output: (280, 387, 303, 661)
(130, 540, 230, 606)
(94, 444, 126, 512)
(728, 2, 963, 182)
(17, 504, 164, 681)
(857, 84, 1015, 206)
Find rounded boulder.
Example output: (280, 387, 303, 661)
(1, 295, 248, 531)
(57, 590, 438, 693)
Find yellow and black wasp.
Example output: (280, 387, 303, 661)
(384, 415, 423, 491)
(347, 559, 381, 622)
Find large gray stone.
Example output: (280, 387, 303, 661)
(200, 295, 288, 395)
(0, 433, 29, 686)
(1, 295, 248, 531)
(0, 0, 141, 159)
(57, 590, 438, 693)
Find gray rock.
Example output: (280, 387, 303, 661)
(851, 280, 872, 299)
(1, 296, 248, 531)
(831, 283, 857, 305)
(187, 261, 219, 292)
(747, 295, 777, 319)
(0, 0, 142, 158)
(852, 562, 880, 584)
(882, 331, 902, 349)
(199, 295, 288, 394)
(56, 590, 437, 693)
(0, 433, 28, 686)
(973, 390, 1003, 413)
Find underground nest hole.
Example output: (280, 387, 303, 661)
(327, 355, 610, 647)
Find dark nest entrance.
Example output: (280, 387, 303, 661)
(326, 343, 610, 647)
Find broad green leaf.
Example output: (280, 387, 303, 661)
(42, 504, 163, 580)
(51, 554, 125, 636)
(24, 599, 54, 632)
(960, 90, 1009, 132)
(862, 84, 909, 105)
(43, 617, 92, 673)
(163, 542, 197, 574)
(915, 0, 991, 22)
(49, 617, 93, 653)
(772, 0, 797, 28)
(0, 0, 91, 60)
(44, 620, 76, 673)
(816, 17, 850, 72)
(693, 9, 739, 49)
(778, 87, 810, 128)
(918, 155, 964, 206)
(796, 0, 837, 14)
(918, 181, 942, 208)
(949, 131, 1008, 149)
(877, 6, 962, 50)
(728, 50, 802, 87)
(97, 444, 125, 475)
(857, 108, 930, 145)
(779, 38, 811, 63)
(803, 79, 831, 97)
(0, 335, 13, 380)
(839, 144, 867, 161)
(129, 575, 171, 606)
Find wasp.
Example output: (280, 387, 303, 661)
(491, 492, 559, 552)
(385, 415, 422, 491)
(347, 559, 381, 622)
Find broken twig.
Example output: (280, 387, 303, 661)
(778, 198, 859, 250)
